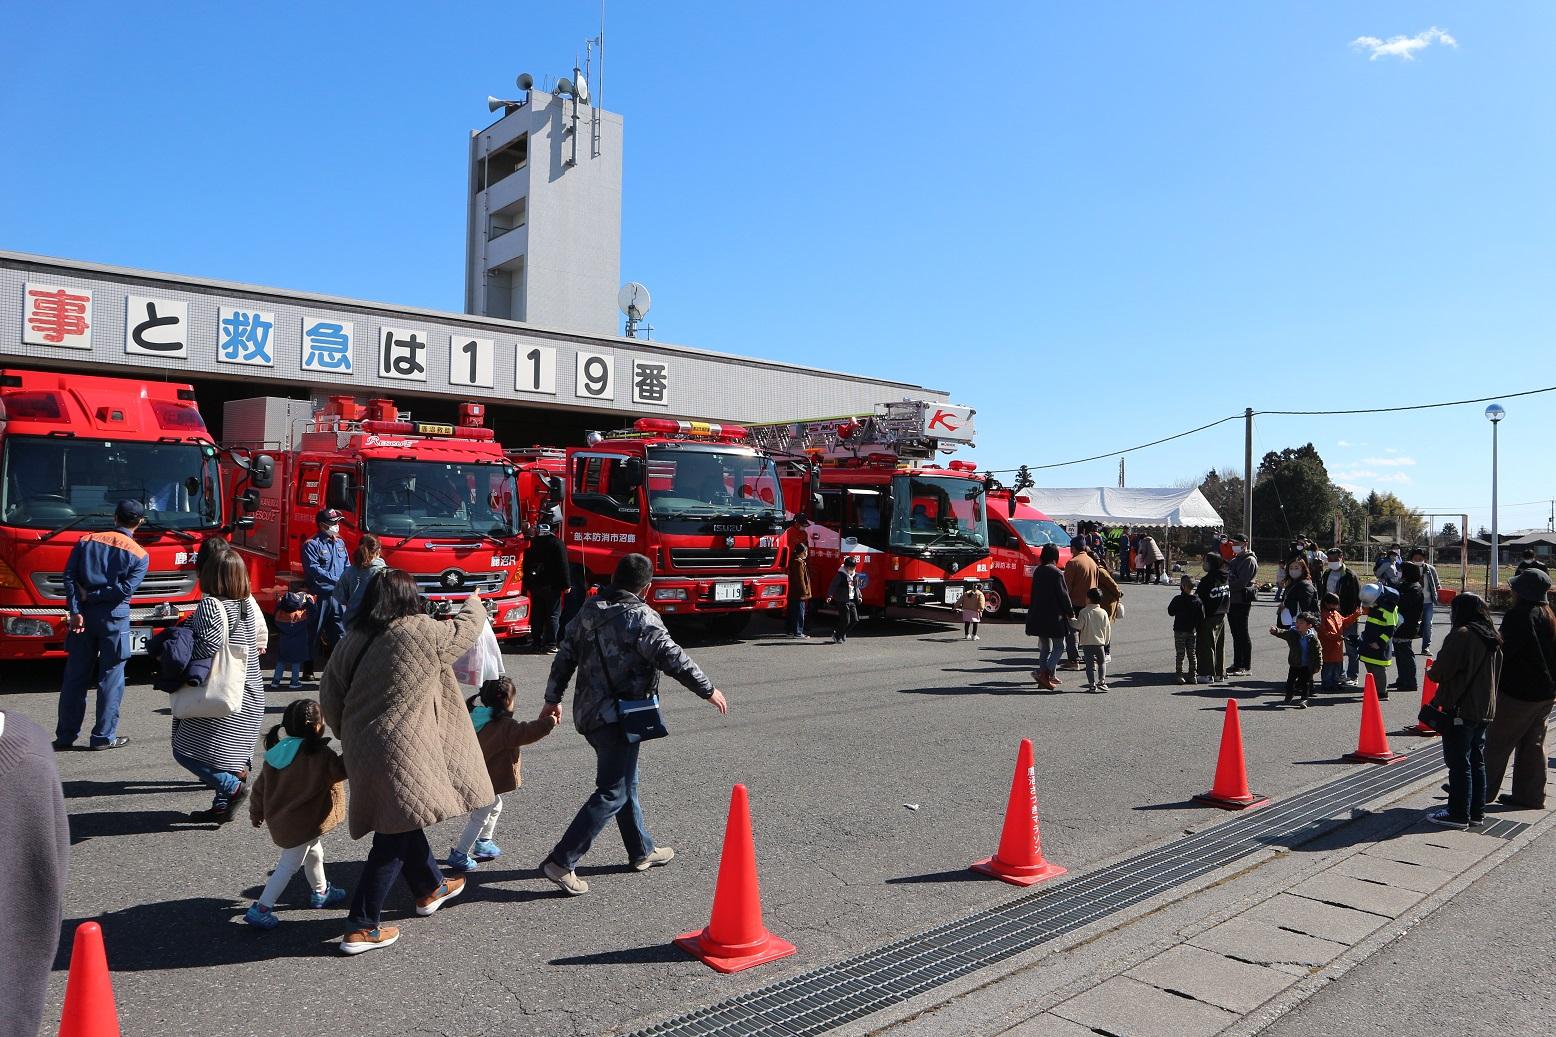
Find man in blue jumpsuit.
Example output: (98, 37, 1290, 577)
(55, 500, 149, 751)
(304, 508, 349, 672)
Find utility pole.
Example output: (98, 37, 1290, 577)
(1243, 407, 1254, 548)
(1118, 458, 1125, 488)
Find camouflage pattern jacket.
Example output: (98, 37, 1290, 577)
(544, 588, 714, 734)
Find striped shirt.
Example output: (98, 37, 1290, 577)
(170, 597, 265, 773)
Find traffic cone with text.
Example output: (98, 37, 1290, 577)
(1405, 660, 1440, 737)
(970, 738, 1068, 886)
(1193, 700, 1270, 810)
(58, 921, 121, 1037)
(1345, 672, 1406, 764)
(674, 784, 796, 974)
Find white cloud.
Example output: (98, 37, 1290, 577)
(1385, 447, 1399, 454)
(1337, 439, 1352, 448)
(1361, 456, 1416, 467)
(1374, 472, 1413, 485)
(1351, 27, 1458, 61)
(1332, 469, 1380, 480)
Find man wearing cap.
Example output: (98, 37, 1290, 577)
(55, 500, 149, 751)
(1322, 549, 1364, 684)
(1225, 535, 1258, 675)
(522, 521, 569, 653)
(304, 508, 349, 667)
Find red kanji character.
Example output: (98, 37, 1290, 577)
(27, 288, 91, 344)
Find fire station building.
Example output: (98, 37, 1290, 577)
(0, 248, 945, 447)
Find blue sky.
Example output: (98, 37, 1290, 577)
(2, 3, 1552, 534)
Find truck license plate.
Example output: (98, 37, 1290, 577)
(714, 582, 744, 603)
(944, 587, 964, 606)
(130, 628, 152, 655)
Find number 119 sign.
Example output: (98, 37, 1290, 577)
(515, 343, 557, 395)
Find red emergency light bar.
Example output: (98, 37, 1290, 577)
(946, 460, 979, 473)
(632, 417, 748, 442)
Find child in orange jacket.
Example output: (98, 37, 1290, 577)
(1317, 593, 1362, 691)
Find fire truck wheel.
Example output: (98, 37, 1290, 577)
(706, 614, 751, 639)
(985, 580, 1011, 617)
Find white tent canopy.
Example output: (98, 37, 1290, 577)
(1022, 487, 1225, 529)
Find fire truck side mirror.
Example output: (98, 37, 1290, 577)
(622, 457, 646, 489)
(249, 454, 276, 490)
(326, 472, 355, 512)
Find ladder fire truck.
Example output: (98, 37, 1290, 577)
(223, 396, 531, 638)
(510, 418, 804, 636)
(743, 400, 992, 615)
(0, 369, 227, 660)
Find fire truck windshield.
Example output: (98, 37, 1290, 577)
(363, 460, 518, 540)
(644, 447, 783, 527)
(1009, 517, 1070, 548)
(889, 473, 988, 552)
(0, 436, 220, 532)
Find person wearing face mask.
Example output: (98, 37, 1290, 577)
(304, 509, 350, 669)
(1280, 559, 1320, 631)
(1408, 548, 1442, 656)
(1393, 561, 1426, 692)
(1226, 535, 1258, 675)
(1322, 549, 1363, 685)
(1375, 546, 1403, 589)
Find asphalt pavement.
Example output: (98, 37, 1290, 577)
(11, 586, 1461, 1037)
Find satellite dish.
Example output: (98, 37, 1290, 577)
(516, 72, 534, 91)
(555, 76, 576, 97)
(617, 283, 652, 320)
(574, 74, 590, 104)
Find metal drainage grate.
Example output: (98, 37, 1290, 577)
(629, 740, 1455, 1037)
(1475, 817, 1532, 841)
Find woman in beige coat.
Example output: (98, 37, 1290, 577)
(320, 569, 494, 956)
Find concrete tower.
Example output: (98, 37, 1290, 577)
(465, 86, 623, 336)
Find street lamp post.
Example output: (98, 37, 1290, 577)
(1486, 404, 1505, 591)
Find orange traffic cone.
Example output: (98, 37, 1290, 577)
(1194, 700, 1270, 810)
(970, 738, 1068, 886)
(1404, 661, 1440, 737)
(58, 921, 121, 1037)
(674, 784, 796, 974)
(1345, 672, 1406, 764)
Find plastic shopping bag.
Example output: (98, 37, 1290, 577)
(452, 605, 505, 698)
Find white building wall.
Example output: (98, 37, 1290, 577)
(465, 91, 622, 337)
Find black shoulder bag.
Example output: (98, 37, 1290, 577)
(593, 625, 668, 743)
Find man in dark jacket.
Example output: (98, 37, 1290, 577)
(1026, 544, 1071, 691)
(1486, 568, 1556, 808)
(1321, 549, 1364, 683)
(522, 523, 570, 653)
(1195, 553, 1231, 684)
(540, 554, 728, 895)
(1226, 535, 1258, 675)
(303, 508, 348, 672)
(56, 500, 149, 751)
(1393, 562, 1426, 692)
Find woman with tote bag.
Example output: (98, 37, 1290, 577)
(172, 549, 268, 823)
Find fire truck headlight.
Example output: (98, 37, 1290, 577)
(653, 587, 689, 602)
(502, 603, 529, 623)
(760, 584, 786, 598)
(3, 617, 54, 637)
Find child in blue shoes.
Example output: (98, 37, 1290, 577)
(447, 676, 558, 872)
(246, 699, 349, 929)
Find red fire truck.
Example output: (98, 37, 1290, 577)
(223, 396, 530, 637)
(745, 400, 992, 615)
(512, 418, 796, 636)
(0, 369, 226, 659)
(985, 489, 1072, 614)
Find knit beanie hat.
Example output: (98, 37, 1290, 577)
(1510, 567, 1552, 604)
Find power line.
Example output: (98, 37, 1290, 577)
(981, 382, 1555, 475)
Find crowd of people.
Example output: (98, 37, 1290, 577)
(25, 501, 1555, 983)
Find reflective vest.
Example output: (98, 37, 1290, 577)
(1358, 588, 1401, 667)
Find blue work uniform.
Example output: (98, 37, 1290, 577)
(57, 527, 149, 746)
(302, 533, 348, 651)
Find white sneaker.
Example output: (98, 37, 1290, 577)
(631, 846, 676, 872)
(541, 859, 590, 896)
(973, 634, 981, 641)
